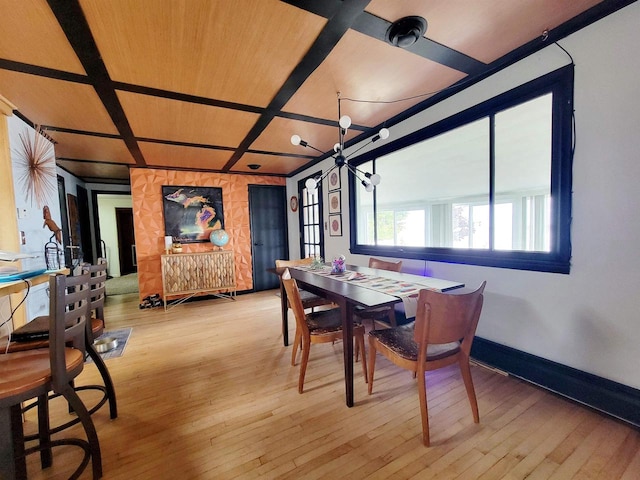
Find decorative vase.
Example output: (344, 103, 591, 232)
(331, 255, 346, 274)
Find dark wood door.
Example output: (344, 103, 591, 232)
(56, 175, 72, 268)
(116, 208, 137, 275)
(249, 185, 288, 291)
(76, 185, 94, 262)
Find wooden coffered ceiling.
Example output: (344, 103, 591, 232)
(0, 0, 631, 184)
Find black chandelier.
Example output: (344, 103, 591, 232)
(291, 93, 389, 194)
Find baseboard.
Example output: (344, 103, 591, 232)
(471, 337, 640, 427)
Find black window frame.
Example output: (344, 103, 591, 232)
(298, 171, 325, 260)
(349, 65, 574, 274)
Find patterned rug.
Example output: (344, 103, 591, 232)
(89, 328, 132, 361)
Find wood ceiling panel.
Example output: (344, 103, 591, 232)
(231, 152, 310, 175)
(117, 90, 259, 147)
(283, 29, 467, 127)
(0, 0, 85, 74)
(80, 0, 327, 107)
(139, 142, 232, 171)
(47, 131, 134, 164)
(0, 70, 117, 134)
(366, 0, 604, 64)
(251, 116, 361, 157)
(57, 159, 130, 180)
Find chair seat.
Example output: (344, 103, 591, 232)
(91, 317, 105, 337)
(369, 324, 460, 361)
(307, 308, 351, 335)
(354, 304, 393, 318)
(1, 317, 105, 354)
(299, 289, 333, 310)
(0, 348, 84, 403)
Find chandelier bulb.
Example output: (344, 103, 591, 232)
(370, 173, 381, 186)
(291, 134, 301, 146)
(305, 177, 317, 190)
(365, 182, 374, 192)
(378, 128, 389, 140)
(339, 115, 351, 129)
(333, 143, 341, 153)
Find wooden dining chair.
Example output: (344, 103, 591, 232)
(276, 258, 335, 312)
(367, 281, 486, 446)
(281, 269, 367, 393)
(0, 272, 102, 479)
(354, 257, 403, 328)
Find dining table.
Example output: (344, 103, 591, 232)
(269, 263, 464, 407)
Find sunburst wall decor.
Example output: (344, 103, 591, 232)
(14, 125, 56, 208)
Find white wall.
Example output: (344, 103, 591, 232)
(96, 193, 133, 277)
(287, 2, 640, 390)
(9, 116, 62, 319)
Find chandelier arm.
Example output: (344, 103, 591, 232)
(316, 162, 339, 184)
(305, 143, 326, 154)
(344, 140, 373, 160)
(345, 163, 364, 182)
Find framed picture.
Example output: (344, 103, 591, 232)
(328, 169, 341, 191)
(329, 214, 342, 236)
(162, 185, 224, 243)
(328, 190, 341, 214)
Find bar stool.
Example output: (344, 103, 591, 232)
(0, 272, 102, 479)
(0, 260, 117, 437)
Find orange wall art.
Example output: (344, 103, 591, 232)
(130, 168, 285, 300)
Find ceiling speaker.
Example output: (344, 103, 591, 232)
(386, 16, 427, 48)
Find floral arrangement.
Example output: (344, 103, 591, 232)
(331, 255, 346, 274)
(310, 256, 324, 270)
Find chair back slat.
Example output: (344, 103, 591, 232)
(368, 257, 402, 272)
(276, 257, 314, 268)
(49, 272, 91, 392)
(81, 261, 108, 321)
(413, 282, 486, 354)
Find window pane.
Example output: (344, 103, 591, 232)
(356, 161, 375, 245)
(368, 118, 489, 248)
(495, 94, 552, 252)
(396, 210, 425, 246)
(472, 204, 489, 249)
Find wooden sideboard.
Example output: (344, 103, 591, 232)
(160, 251, 236, 310)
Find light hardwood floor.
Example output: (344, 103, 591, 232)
(23, 290, 640, 479)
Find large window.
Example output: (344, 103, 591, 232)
(351, 66, 573, 273)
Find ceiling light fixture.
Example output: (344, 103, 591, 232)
(385, 16, 427, 49)
(291, 93, 389, 195)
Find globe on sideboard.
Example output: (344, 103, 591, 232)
(210, 229, 229, 249)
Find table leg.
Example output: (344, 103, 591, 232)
(341, 300, 354, 407)
(279, 280, 289, 346)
